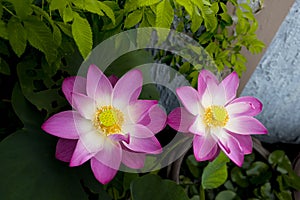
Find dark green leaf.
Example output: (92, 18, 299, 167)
(186, 154, 201, 178)
(201, 152, 229, 189)
(0, 20, 8, 40)
(246, 161, 272, 185)
(0, 130, 88, 200)
(11, 84, 43, 129)
(7, 18, 27, 57)
(56, 21, 73, 38)
(231, 167, 249, 188)
(268, 150, 293, 174)
(72, 13, 93, 58)
(130, 174, 189, 200)
(216, 190, 238, 200)
(9, 0, 32, 18)
(0, 57, 10, 75)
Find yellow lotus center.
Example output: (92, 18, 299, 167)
(203, 105, 229, 127)
(93, 106, 124, 136)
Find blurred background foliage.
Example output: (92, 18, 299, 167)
(0, 0, 299, 199)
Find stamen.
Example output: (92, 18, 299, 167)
(203, 105, 229, 128)
(93, 106, 124, 136)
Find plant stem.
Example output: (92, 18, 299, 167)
(3, 6, 18, 18)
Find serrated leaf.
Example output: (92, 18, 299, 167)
(24, 17, 58, 64)
(63, 5, 74, 23)
(0, 57, 10, 75)
(9, 0, 32, 19)
(7, 18, 27, 57)
(0, 20, 8, 40)
(56, 22, 73, 38)
(175, 0, 193, 17)
(155, 0, 174, 28)
(124, 10, 143, 28)
(98, 1, 115, 24)
(145, 9, 155, 26)
(137, 0, 161, 7)
(72, 13, 92, 58)
(201, 152, 229, 189)
(74, 0, 104, 16)
(50, 0, 67, 11)
(201, 6, 217, 31)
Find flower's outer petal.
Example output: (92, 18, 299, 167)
(91, 157, 118, 184)
(124, 136, 162, 154)
(55, 139, 77, 162)
(188, 115, 206, 135)
(138, 104, 167, 134)
(72, 92, 97, 120)
(70, 140, 95, 167)
(208, 146, 221, 162)
(218, 132, 244, 167)
(193, 134, 217, 161)
(41, 111, 88, 139)
(86, 64, 112, 107)
(167, 107, 195, 133)
(221, 72, 239, 104)
(225, 116, 268, 135)
(176, 86, 203, 115)
(122, 148, 146, 169)
(62, 76, 87, 105)
(94, 139, 122, 170)
(128, 100, 158, 123)
(229, 133, 252, 154)
(108, 75, 118, 87)
(112, 70, 143, 110)
(226, 96, 263, 117)
(199, 69, 219, 84)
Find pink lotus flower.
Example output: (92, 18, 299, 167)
(168, 70, 267, 166)
(42, 64, 166, 184)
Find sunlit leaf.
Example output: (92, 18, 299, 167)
(201, 152, 229, 189)
(72, 13, 93, 58)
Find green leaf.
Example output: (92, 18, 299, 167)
(49, 0, 67, 11)
(186, 154, 202, 178)
(0, 20, 8, 40)
(216, 190, 238, 200)
(268, 150, 293, 174)
(0, 57, 10, 75)
(9, 0, 32, 19)
(0, 130, 88, 200)
(124, 10, 143, 28)
(63, 5, 74, 23)
(73, 0, 104, 16)
(137, 0, 161, 7)
(72, 13, 93, 58)
(11, 84, 43, 130)
(231, 167, 249, 188)
(156, 0, 174, 28)
(130, 174, 189, 200)
(201, 152, 229, 189)
(246, 161, 272, 185)
(56, 21, 73, 38)
(98, 1, 116, 24)
(24, 17, 58, 64)
(0, 4, 3, 18)
(191, 6, 203, 33)
(7, 18, 27, 57)
(175, 0, 193, 17)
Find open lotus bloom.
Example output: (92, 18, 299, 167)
(42, 64, 166, 184)
(168, 70, 267, 166)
